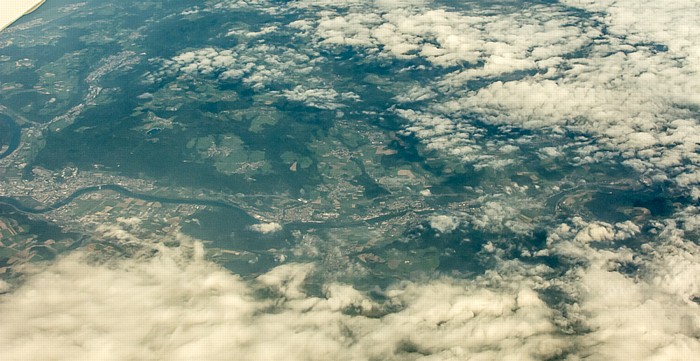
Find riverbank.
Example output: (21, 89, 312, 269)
(0, 0, 47, 32)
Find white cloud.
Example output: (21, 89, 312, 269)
(296, 2, 596, 170)
(393, 85, 436, 103)
(280, 85, 359, 110)
(0, 234, 569, 361)
(94, 224, 140, 243)
(249, 222, 283, 234)
(150, 43, 350, 107)
(397, 109, 488, 164)
(2, 205, 700, 361)
(422, 0, 700, 189)
(428, 215, 458, 233)
(538, 147, 562, 159)
(294, 0, 700, 191)
(203, 0, 273, 13)
(6, 1, 700, 360)
(469, 200, 535, 235)
(543, 214, 700, 361)
(312, 4, 592, 71)
(116, 216, 142, 228)
(157, 47, 238, 78)
(572, 262, 700, 361)
(571, 218, 640, 244)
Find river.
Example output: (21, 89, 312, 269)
(0, 113, 21, 160)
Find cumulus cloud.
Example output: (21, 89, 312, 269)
(249, 222, 283, 234)
(281, 85, 359, 110)
(116, 216, 142, 228)
(428, 215, 458, 233)
(397, 109, 487, 163)
(421, 0, 700, 190)
(155, 47, 239, 78)
(392, 84, 436, 104)
(571, 260, 700, 360)
(191, 0, 274, 14)
(2, 208, 700, 361)
(94, 224, 140, 243)
(312, 4, 592, 70)
(295, 0, 700, 193)
(147, 41, 367, 110)
(543, 214, 700, 360)
(538, 147, 562, 159)
(0, 234, 569, 361)
(294, 2, 593, 170)
(468, 199, 536, 235)
(153, 0, 700, 188)
(571, 218, 640, 244)
(5, 1, 700, 360)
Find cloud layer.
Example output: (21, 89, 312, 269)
(5, 2, 699, 360)
(289, 0, 700, 195)
(0, 236, 566, 361)
(1, 216, 700, 361)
